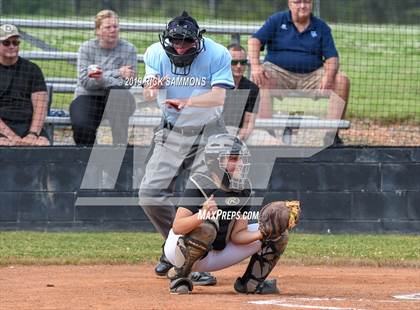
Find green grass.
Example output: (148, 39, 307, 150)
(0, 232, 164, 265)
(285, 234, 420, 267)
(17, 22, 420, 123)
(334, 24, 420, 123)
(0, 232, 419, 267)
(50, 93, 74, 109)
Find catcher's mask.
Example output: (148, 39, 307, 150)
(205, 134, 250, 191)
(159, 11, 206, 75)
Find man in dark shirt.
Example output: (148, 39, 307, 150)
(0, 24, 49, 146)
(223, 44, 259, 141)
(248, 0, 350, 144)
(223, 44, 280, 145)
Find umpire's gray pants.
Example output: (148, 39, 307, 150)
(139, 123, 224, 238)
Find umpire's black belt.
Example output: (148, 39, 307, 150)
(162, 118, 220, 137)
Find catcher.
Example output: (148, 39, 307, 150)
(164, 133, 300, 294)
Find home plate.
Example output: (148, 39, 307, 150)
(249, 299, 366, 310)
(393, 293, 420, 300)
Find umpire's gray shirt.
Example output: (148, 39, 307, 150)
(74, 38, 137, 97)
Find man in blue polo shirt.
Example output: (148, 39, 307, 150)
(139, 11, 234, 287)
(248, 0, 350, 144)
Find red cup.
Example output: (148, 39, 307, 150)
(88, 64, 102, 78)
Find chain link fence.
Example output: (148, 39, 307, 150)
(0, 0, 418, 146)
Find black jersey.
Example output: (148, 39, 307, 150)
(178, 172, 252, 251)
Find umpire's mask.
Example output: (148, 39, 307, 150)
(159, 11, 206, 75)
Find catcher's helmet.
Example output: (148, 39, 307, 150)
(159, 11, 206, 75)
(204, 134, 250, 191)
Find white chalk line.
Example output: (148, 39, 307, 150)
(292, 298, 345, 302)
(249, 294, 420, 309)
(291, 297, 399, 303)
(249, 300, 365, 310)
(393, 293, 420, 300)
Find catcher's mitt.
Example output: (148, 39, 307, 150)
(258, 200, 301, 241)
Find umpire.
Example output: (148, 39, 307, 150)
(138, 11, 234, 285)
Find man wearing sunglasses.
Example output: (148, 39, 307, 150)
(139, 11, 234, 287)
(0, 24, 49, 146)
(248, 0, 350, 145)
(223, 44, 280, 145)
(222, 44, 258, 142)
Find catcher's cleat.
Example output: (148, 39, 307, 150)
(170, 277, 193, 294)
(155, 252, 173, 277)
(169, 221, 218, 285)
(234, 277, 279, 294)
(190, 272, 217, 286)
(232, 233, 288, 295)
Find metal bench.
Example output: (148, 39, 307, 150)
(44, 86, 350, 144)
(25, 16, 349, 145)
(0, 18, 260, 44)
(44, 114, 350, 145)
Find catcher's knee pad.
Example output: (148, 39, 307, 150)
(234, 231, 289, 294)
(171, 220, 218, 279)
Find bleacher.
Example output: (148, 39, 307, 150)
(1, 18, 350, 145)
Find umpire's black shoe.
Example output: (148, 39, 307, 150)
(190, 272, 217, 286)
(155, 253, 173, 277)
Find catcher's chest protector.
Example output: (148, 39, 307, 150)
(190, 173, 252, 250)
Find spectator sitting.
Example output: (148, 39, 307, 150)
(223, 44, 280, 145)
(70, 9, 137, 146)
(0, 24, 49, 146)
(248, 0, 350, 144)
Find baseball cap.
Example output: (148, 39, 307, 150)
(0, 24, 20, 41)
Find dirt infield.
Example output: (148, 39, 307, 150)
(1, 263, 419, 310)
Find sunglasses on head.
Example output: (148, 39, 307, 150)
(231, 59, 248, 66)
(1, 40, 20, 47)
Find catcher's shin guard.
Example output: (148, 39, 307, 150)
(234, 231, 289, 294)
(169, 220, 218, 292)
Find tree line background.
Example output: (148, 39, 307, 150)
(1, 0, 419, 24)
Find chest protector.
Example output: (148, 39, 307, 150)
(190, 172, 252, 249)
